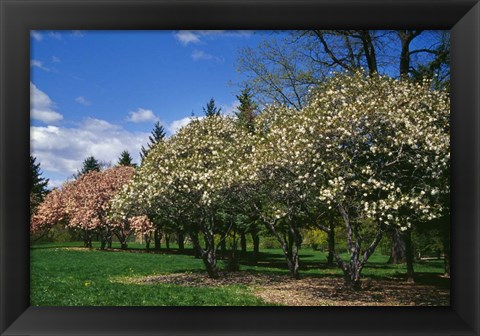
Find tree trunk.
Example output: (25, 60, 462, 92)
(337, 203, 384, 290)
(165, 234, 170, 250)
(154, 229, 161, 251)
(145, 233, 151, 251)
(327, 223, 335, 266)
(189, 231, 219, 278)
(358, 30, 378, 75)
(405, 229, 415, 283)
(83, 230, 92, 248)
(227, 225, 240, 271)
(240, 232, 247, 254)
(398, 30, 422, 78)
(177, 232, 185, 251)
(251, 230, 260, 263)
(443, 216, 451, 277)
(220, 237, 226, 259)
(388, 228, 407, 264)
(399, 32, 411, 78)
(190, 232, 202, 258)
(203, 249, 219, 278)
(283, 228, 301, 279)
(263, 220, 300, 278)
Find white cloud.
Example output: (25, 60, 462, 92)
(126, 108, 158, 123)
(174, 30, 252, 45)
(191, 50, 223, 62)
(31, 30, 43, 41)
(175, 31, 202, 45)
(48, 178, 67, 189)
(30, 119, 150, 179)
(30, 82, 63, 123)
(30, 60, 50, 72)
(49, 32, 62, 40)
(166, 116, 204, 135)
(221, 100, 240, 116)
(51, 56, 61, 63)
(75, 96, 91, 106)
(72, 30, 85, 37)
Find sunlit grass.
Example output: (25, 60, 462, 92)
(31, 241, 446, 306)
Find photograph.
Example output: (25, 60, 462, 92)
(29, 29, 451, 307)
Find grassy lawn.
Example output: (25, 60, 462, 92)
(30, 242, 447, 306)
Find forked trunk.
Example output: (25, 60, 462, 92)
(337, 203, 384, 290)
(203, 249, 219, 278)
(189, 230, 219, 279)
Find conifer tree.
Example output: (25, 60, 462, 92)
(117, 150, 136, 167)
(30, 155, 49, 211)
(140, 121, 166, 162)
(235, 86, 257, 133)
(203, 98, 222, 117)
(78, 156, 101, 176)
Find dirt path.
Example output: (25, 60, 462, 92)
(118, 271, 449, 306)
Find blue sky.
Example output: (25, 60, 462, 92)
(30, 30, 271, 188)
(30, 30, 445, 188)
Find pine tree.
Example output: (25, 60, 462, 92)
(78, 156, 101, 176)
(117, 150, 136, 167)
(30, 155, 49, 210)
(140, 121, 166, 162)
(235, 86, 257, 133)
(203, 98, 222, 117)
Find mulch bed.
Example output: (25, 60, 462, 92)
(118, 271, 450, 306)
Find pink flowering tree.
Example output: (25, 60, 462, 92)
(62, 166, 135, 248)
(32, 166, 135, 248)
(30, 188, 67, 241)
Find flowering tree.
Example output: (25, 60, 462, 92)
(112, 116, 252, 278)
(32, 166, 135, 248)
(302, 72, 450, 288)
(61, 166, 135, 248)
(241, 72, 449, 286)
(241, 105, 330, 278)
(30, 188, 66, 240)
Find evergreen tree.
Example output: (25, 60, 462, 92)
(203, 98, 222, 117)
(117, 150, 136, 167)
(140, 121, 166, 162)
(77, 156, 101, 176)
(235, 86, 257, 133)
(30, 155, 49, 210)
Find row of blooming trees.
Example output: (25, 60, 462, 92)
(31, 71, 449, 288)
(107, 72, 449, 287)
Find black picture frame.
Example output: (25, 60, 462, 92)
(1, 0, 479, 335)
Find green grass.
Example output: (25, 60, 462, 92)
(31, 242, 446, 306)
